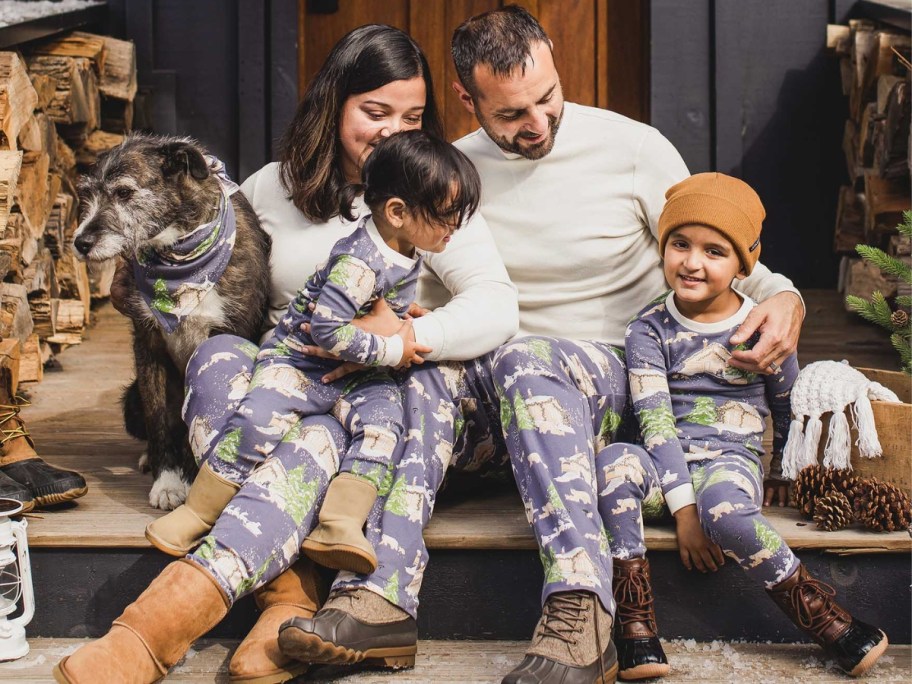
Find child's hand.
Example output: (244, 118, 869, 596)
(674, 505, 724, 573)
(395, 318, 432, 369)
(763, 479, 789, 507)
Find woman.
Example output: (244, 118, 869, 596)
(54, 24, 517, 684)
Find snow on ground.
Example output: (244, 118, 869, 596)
(0, 1, 103, 27)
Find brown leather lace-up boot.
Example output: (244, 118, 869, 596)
(613, 558, 669, 680)
(502, 591, 618, 684)
(767, 564, 888, 677)
(0, 394, 86, 507)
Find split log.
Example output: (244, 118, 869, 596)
(55, 249, 91, 315)
(54, 137, 76, 178)
(14, 151, 50, 238)
(75, 130, 124, 170)
(18, 334, 42, 384)
(0, 337, 20, 396)
(874, 76, 910, 179)
(0, 250, 10, 282)
(0, 150, 22, 236)
(0, 282, 33, 345)
(864, 173, 911, 237)
(18, 113, 59, 168)
(99, 35, 136, 101)
(0, 52, 38, 150)
(22, 247, 58, 300)
(28, 72, 57, 112)
(827, 24, 851, 55)
(55, 298, 85, 333)
(26, 55, 99, 130)
(17, 115, 41, 152)
(28, 31, 106, 75)
(44, 188, 73, 259)
(842, 119, 861, 186)
(844, 256, 912, 306)
(29, 296, 58, 340)
(834, 186, 866, 253)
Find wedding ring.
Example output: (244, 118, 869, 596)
(768, 361, 781, 373)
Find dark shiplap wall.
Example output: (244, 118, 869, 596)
(107, 0, 866, 288)
(651, 0, 861, 288)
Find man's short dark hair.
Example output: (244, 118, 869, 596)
(452, 5, 550, 96)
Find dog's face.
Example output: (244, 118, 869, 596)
(74, 135, 213, 261)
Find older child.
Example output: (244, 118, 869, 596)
(146, 130, 480, 575)
(599, 173, 887, 680)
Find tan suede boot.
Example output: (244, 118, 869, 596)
(53, 559, 229, 684)
(145, 462, 240, 556)
(228, 558, 326, 683)
(301, 473, 378, 574)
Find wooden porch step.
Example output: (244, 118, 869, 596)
(1, 638, 908, 682)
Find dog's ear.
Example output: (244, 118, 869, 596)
(159, 141, 209, 181)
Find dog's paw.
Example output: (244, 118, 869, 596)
(137, 451, 150, 473)
(149, 469, 190, 510)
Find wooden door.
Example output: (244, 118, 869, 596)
(298, 0, 648, 141)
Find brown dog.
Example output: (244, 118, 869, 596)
(74, 134, 271, 509)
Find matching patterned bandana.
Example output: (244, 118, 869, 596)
(133, 156, 239, 333)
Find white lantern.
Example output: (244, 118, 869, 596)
(0, 498, 34, 661)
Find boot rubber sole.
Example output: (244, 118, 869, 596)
(227, 660, 309, 683)
(34, 486, 87, 507)
(145, 524, 198, 557)
(619, 661, 670, 680)
(848, 631, 888, 677)
(278, 626, 416, 669)
(52, 657, 73, 683)
(598, 661, 620, 683)
(300, 538, 378, 575)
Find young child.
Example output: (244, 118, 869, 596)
(599, 173, 887, 680)
(146, 130, 481, 575)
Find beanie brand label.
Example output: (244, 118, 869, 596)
(749, 237, 760, 252)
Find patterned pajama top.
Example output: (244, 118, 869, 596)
(624, 291, 798, 514)
(272, 215, 421, 368)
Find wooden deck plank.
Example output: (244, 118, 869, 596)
(0, 639, 908, 682)
(16, 294, 910, 552)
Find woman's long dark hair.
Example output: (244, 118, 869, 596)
(278, 25, 444, 223)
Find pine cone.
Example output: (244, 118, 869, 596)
(813, 491, 855, 531)
(853, 479, 912, 532)
(891, 309, 909, 329)
(794, 466, 865, 518)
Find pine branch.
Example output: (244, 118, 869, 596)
(856, 245, 912, 283)
(846, 292, 894, 330)
(899, 211, 912, 238)
(897, 295, 912, 308)
(890, 331, 911, 375)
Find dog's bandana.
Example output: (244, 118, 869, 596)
(133, 156, 239, 333)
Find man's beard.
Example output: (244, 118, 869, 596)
(479, 107, 563, 160)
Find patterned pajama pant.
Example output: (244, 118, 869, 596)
(598, 443, 800, 588)
(184, 334, 627, 615)
(194, 335, 402, 490)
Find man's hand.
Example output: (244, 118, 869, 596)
(729, 291, 803, 374)
(763, 479, 789, 507)
(674, 505, 724, 572)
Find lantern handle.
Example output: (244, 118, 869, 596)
(10, 520, 33, 628)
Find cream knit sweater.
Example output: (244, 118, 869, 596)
(454, 102, 800, 347)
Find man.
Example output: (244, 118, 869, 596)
(281, 7, 804, 683)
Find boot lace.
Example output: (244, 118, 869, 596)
(614, 568, 657, 632)
(537, 593, 608, 681)
(0, 397, 30, 446)
(789, 576, 843, 640)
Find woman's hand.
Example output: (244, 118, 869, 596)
(729, 292, 803, 374)
(407, 302, 430, 318)
(674, 505, 725, 572)
(394, 318, 433, 369)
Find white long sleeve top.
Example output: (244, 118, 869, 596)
(454, 102, 801, 347)
(240, 162, 519, 361)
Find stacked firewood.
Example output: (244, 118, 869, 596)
(0, 32, 136, 382)
(827, 21, 912, 302)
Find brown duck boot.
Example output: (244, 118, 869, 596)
(145, 462, 240, 556)
(301, 472, 378, 574)
(0, 396, 86, 507)
(767, 564, 888, 677)
(613, 558, 669, 680)
(53, 559, 230, 683)
(228, 557, 326, 683)
(502, 591, 618, 684)
(278, 588, 417, 669)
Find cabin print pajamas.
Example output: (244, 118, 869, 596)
(600, 292, 801, 588)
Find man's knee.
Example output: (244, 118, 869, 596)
(491, 336, 557, 390)
(187, 334, 254, 378)
(595, 442, 653, 497)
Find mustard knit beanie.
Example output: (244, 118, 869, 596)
(657, 172, 765, 275)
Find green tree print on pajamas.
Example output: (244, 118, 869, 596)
(598, 443, 799, 588)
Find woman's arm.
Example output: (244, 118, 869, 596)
(413, 211, 519, 361)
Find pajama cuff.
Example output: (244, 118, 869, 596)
(664, 483, 696, 515)
(377, 334, 404, 367)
